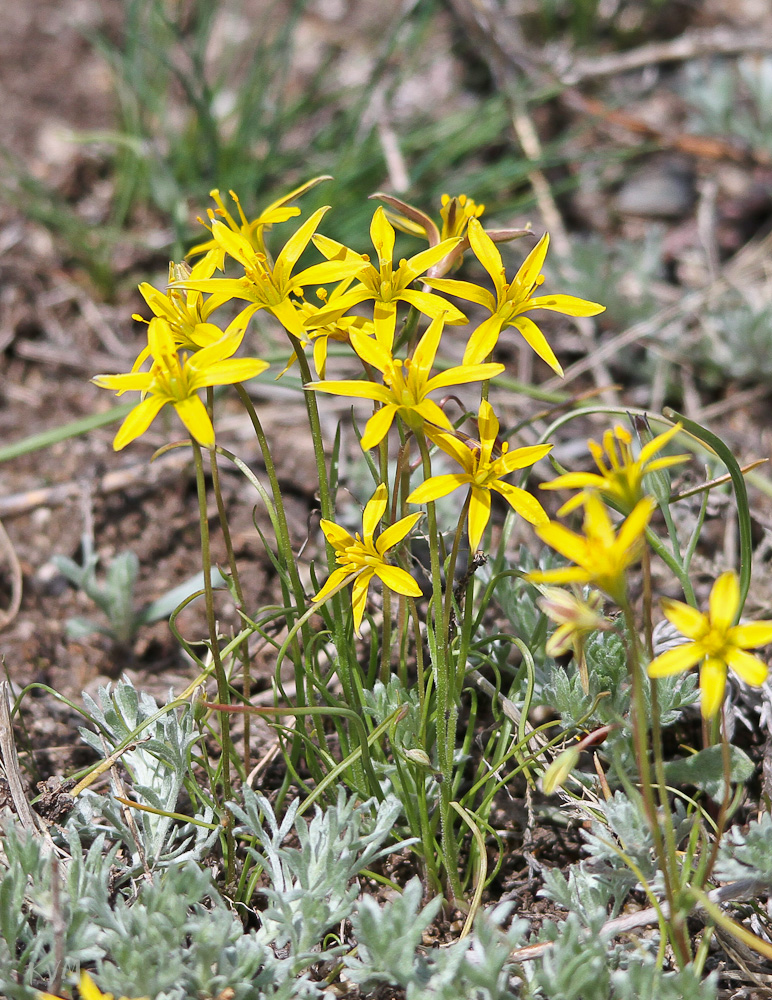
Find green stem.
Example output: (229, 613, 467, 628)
(191, 438, 234, 884)
(416, 429, 462, 902)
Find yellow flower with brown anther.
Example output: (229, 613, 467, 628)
(541, 422, 689, 516)
(538, 586, 609, 692)
(188, 176, 332, 261)
(528, 492, 655, 605)
(92, 317, 269, 450)
(373, 191, 531, 279)
(173, 207, 360, 339)
(312, 483, 423, 635)
(648, 571, 772, 718)
(38, 970, 149, 1000)
(311, 206, 468, 347)
(426, 221, 605, 375)
(407, 400, 551, 551)
(307, 314, 504, 451)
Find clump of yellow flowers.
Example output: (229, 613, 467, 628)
(91, 177, 772, 924)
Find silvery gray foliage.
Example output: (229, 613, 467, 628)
(531, 913, 615, 1000)
(90, 862, 319, 1000)
(230, 787, 408, 960)
(715, 811, 772, 882)
(0, 823, 118, 997)
(581, 791, 691, 891)
(541, 863, 635, 928)
(610, 960, 716, 1000)
(345, 879, 527, 999)
(76, 677, 214, 867)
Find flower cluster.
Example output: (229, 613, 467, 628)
(92, 178, 772, 720)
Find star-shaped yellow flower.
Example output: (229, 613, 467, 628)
(541, 422, 689, 515)
(373, 191, 530, 278)
(648, 571, 772, 718)
(188, 176, 332, 261)
(406, 400, 551, 550)
(93, 317, 269, 450)
(426, 220, 605, 375)
(173, 207, 357, 339)
(527, 492, 655, 605)
(311, 206, 468, 347)
(313, 483, 423, 634)
(307, 314, 503, 450)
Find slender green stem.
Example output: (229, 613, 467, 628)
(191, 437, 234, 883)
(206, 389, 252, 764)
(416, 429, 462, 902)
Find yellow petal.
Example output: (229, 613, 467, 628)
(400, 238, 461, 283)
(699, 657, 727, 718)
(616, 496, 656, 552)
(113, 395, 167, 450)
(660, 598, 708, 640)
(510, 315, 563, 376)
(526, 293, 605, 317)
(535, 521, 590, 567)
(174, 394, 215, 447)
(515, 232, 550, 291)
(375, 511, 423, 554)
(463, 314, 503, 365)
(372, 301, 398, 349)
(468, 487, 492, 551)
(363, 484, 388, 542)
(92, 372, 153, 393)
(360, 404, 398, 450)
(411, 314, 445, 382)
(192, 357, 269, 389)
(79, 972, 112, 1000)
(467, 217, 505, 291)
(477, 399, 498, 466)
(496, 443, 553, 475)
(370, 207, 395, 263)
(274, 206, 330, 280)
(647, 643, 703, 677)
(320, 519, 355, 550)
(399, 288, 467, 324)
(491, 481, 549, 525)
(540, 472, 606, 492)
(425, 276, 496, 313)
(728, 621, 772, 648)
(313, 566, 355, 604)
(527, 566, 591, 586)
(374, 562, 423, 597)
(637, 422, 682, 465)
(351, 569, 374, 635)
(709, 571, 740, 633)
(425, 362, 504, 394)
(724, 646, 769, 687)
(408, 474, 469, 505)
(308, 379, 392, 403)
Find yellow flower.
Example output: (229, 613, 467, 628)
(188, 176, 332, 261)
(538, 585, 609, 692)
(406, 399, 551, 550)
(277, 280, 376, 379)
(307, 314, 503, 450)
(93, 317, 269, 450)
(173, 207, 357, 339)
(541, 422, 689, 515)
(311, 206, 468, 347)
(313, 483, 423, 634)
(38, 969, 148, 1000)
(373, 191, 531, 279)
(648, 571, 772, 718)
(528, 492, 655, 605)
(426, 221, 605, 375)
